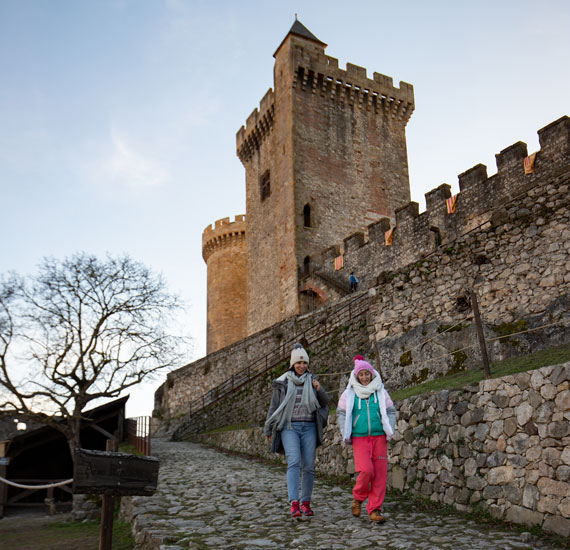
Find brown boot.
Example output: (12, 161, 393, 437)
(369, 509, 386, 523)
(351, 499, 363, 517)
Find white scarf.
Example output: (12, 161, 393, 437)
(349, 370, 383, 400)
(343, 369, 393, 442)
(266, 371, 320, 432)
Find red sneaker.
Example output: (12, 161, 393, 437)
(290, 500, 301, 518)
(300, 501, 314, 517)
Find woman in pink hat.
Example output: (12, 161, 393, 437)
(337, 356, 396, 523)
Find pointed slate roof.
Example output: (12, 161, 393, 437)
(274, 18, 327, 57)
(288, 19, 325, 45)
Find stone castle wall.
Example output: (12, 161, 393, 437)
(192, 362, 570, 537)
(157, 115, 570, 433)
(317, 116, 569, 295)
(154, 292, 375, 426)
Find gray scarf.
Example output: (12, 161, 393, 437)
(266, 371, 320, 432)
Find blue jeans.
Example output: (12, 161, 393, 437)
(281, 421, 317, 503)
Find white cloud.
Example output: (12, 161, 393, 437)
(97, 128, 169, 189)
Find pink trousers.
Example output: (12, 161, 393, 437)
(352, 435, 388, 514)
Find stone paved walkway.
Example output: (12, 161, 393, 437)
(121, 440, 560, 550)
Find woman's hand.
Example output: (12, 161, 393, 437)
(265, 435, 271, 443)
(312, 379, 320, 391)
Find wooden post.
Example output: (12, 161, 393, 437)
(367, 311, 384, 380)
(470, 289, 492, 378)
(0, 462, 7, 519)
(99, 439, 118, 550)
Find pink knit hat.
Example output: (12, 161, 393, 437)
(353, 358, 374, 376)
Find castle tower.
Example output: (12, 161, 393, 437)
(202, 216, 247, 354)
(237, 19, 415, 336)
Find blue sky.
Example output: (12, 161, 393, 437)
(1, 1, 568, 416)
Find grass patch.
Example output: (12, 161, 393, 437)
(392, 342, 570, 402)
(0, 515, 134, 550)
(201, 421, 258, 434)
(118, 443, 143, 456)
(46, 519, 133, 550)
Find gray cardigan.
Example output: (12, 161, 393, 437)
(264, 373, 329, 454)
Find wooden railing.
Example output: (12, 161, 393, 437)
(186, 291, 371, 417)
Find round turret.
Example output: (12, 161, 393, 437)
(202, 215, 247, 354)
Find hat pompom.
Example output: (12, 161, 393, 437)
(353, 355, 365, 362)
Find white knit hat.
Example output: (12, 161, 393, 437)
(290, 343, 309, 367)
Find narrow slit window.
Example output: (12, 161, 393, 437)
(303, 204, 311, 227)
(260, 171, 270, 201)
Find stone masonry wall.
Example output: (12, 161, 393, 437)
(192, 362, 570, 537)
(154, 291, 374, 428)
(168, 301, 373, 439)
(319, 116, 569, 294)
(238, 26, 415, 337)
(157, 116, 570, 435)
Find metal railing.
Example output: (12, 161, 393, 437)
(186, 291, 371, 417)
(125, 416, 151, 455)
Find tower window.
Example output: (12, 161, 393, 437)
(303, 256, 311, 276)
(260, 171, 270, 201)
(303, 204, 312, 228)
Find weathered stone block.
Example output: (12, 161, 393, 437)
(549, 421, 570, 438)
(488, 465, 514, 485)
(466, 476, 486, 491)
(537, 477, 569, 498)
(505, 505, 543, 527)
(523, 484, 539, 509)
(515, 402, 534, 426)
(542, 514, 570, 537)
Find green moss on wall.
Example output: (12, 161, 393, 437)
(400, 350, 413, 366)
(409, 367, 429, 385)
(448, 349, 468, 375)
(437, 323, 471, 333)
(491, 319, 528, 337)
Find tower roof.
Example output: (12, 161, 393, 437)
(274, 18, 327, 57)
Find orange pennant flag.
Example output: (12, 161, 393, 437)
(385, 228, 394, 246)
(524, 152, 537, 175)
(446, 195, 457, 214)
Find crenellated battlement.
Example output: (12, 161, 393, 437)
(236, 89, 275, 163)
(202, 215, 247, 262)
(290, 47, 414, 123)
(317, 115, 569, 282)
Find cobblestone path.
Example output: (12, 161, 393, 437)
(121, 440, 559, 550)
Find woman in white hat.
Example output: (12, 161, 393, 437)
(264, 343, 329, 518)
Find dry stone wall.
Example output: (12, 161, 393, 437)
(192, 362, 570, 537)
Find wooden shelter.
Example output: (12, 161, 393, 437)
(0, 396, 128, 516)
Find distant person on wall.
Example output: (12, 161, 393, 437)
(349, 272, 358, 292)
(264, 343, 329, 518)
(337, 355, 396, 523)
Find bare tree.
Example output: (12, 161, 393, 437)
(0, 253, 188, 457)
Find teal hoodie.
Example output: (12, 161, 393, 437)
(351, 393, 385, 437)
